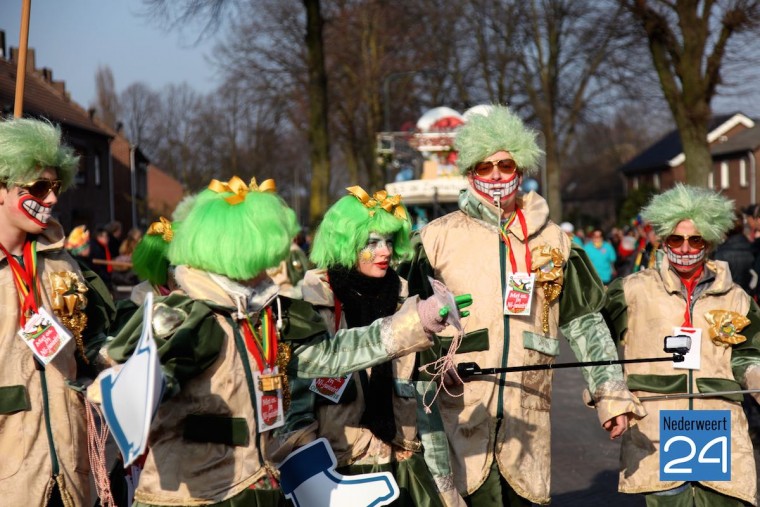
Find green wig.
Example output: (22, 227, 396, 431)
(0, 117, 79, 190)
(310, 188, 412, 270)
(168, 181, 299, 280)
(132, 218, 176, 286)
(641, 184, 734, 244)
(454, 105, 543, 176)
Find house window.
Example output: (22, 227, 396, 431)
(740, 159, 748, 187)
(707, 172, 714, 189)
(632, 176, 639, 190)
(75, 155, 86, 185)
(652, 173, 660, 190)
(720, 162, 729, 189)
(94, 156, 101, 187)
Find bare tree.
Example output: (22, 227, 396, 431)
(120, 82, 161, 150)
(625, 0, 760, 186)
(94, 65, 120, 130)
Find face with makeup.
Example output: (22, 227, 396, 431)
(664, 219, 708, 278)
(467, 151, 522, 213)
(0, 167, 59, 235)
(357, 232, 394, 278)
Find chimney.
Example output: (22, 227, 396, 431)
(88, 107, 96, 121)
(0, 31, 6, 59)
(41, 67, 52, 82)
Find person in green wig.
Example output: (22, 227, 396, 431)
(282, 186, 466, 507)
(402, 104, 645, 506)
(104, 175, 463, 507)
(0, 117, 115, 506)
(603, 184, 760, 506)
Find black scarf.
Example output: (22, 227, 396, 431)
(328, 266, 400, 443)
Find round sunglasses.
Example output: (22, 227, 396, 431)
(664, 234, 706, 250)
(15, 179, 63, 199)
(472, 158, 518, 177)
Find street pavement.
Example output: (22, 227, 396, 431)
(549, 338, 760, 506)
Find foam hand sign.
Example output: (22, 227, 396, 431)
(100, 292, 165, 466)
(278, 438, 400, 507)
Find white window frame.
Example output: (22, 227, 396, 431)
(720, 161, 729, 189)
(740, 159, 748, 187)
(708, 172, 715, 189)
(652, 173, 660, 190)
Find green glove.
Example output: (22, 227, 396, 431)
(439, 294, 473, 319)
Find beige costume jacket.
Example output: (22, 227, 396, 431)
(605, 259, 760, 505)
(404, 190, 644, 504)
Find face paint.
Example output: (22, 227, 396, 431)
(357, 233, 394, 278)
(470, 172, 520, 203)
(666, 247, 705, 268)
(17, 194, 53, 228)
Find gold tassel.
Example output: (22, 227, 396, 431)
(276, 342, 292, 412)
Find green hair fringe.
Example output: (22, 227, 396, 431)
(310, 192, 412, 270)
(454, 105, 543, 176)
(0, 117, 79, 190)
(168, 186, 299, 280)
(132, 222, 178, 286)
(641, 184, 734, 244)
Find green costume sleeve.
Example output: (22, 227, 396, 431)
(601, 277, 627, 345)
(558, 246, 628, 402)
(107, 293, 225, 397)
(399, 233, 434, 300)
(558, 244, 606, 326)
(77, 258, 117, 370)
(286, 297, 428, 378)
(732, 297, 760, 384)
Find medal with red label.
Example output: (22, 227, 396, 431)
(253, 366, 285, 431)
(504, 272, 535, 316)
(309, 374, 352, 403)
(240, 306, 285, 432)
(18, 307, 72, 364)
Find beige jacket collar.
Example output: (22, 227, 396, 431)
(174, 265, 279, 318)
(658, 258, 733, 296)
(460, 188, 550, 241)
(0, 219, 65, 261)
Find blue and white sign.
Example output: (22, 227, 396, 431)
(660, 410, 731, 481)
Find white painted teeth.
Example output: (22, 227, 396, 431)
(666, 249, 705, 266)
(474, 177, 518, 199)
(22, 199, 51, 224)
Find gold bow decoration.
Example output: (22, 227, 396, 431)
(49, 272, 89, 362)
(704, 309, 750, 346)
(147, 216, 174, 242)
(531, 245, 565, 335)
(347, 186, 407, 220)
(208, 176, 277, 205)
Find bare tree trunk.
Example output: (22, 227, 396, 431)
(304, 0, 331, 225)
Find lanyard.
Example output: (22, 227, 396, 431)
(498, 208, 532, 273)
(0, 241, 40, 327)
(239, 306, 278, 372)
(680, 266, 704, 327)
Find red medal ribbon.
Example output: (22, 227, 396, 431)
(239, 306, 278, 372)
(499, 208, 532, 273)
(680, 265, 704, 327)
(0, 241, 40, 327)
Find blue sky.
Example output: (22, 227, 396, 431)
(1, 0, 221, 108)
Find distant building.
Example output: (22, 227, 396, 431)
(0, 33, 184, 232)
(619, 113, 758, 207)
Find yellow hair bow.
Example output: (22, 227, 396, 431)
(208, 176, 277, 205)
(147, 217, 174, 242)
(346, 185, 407, 220)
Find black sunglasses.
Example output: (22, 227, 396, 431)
(15, 179, 63, 199)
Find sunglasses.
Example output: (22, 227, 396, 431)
(665, 234, 706, 250)
(15, 179, 63, 199)
(472, 158, 518, 177)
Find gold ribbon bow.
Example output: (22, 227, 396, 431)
(346, 186, 407, 220)
(704, 309, 750, 346)
(531, 245, 565, 335)
(147, 217, 174, 242)
(208, 176, 277, 205)
(49, 272, 89, 362)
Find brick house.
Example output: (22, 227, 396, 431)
(618, 113, 757, 207)
(0, 38, 184, 233)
